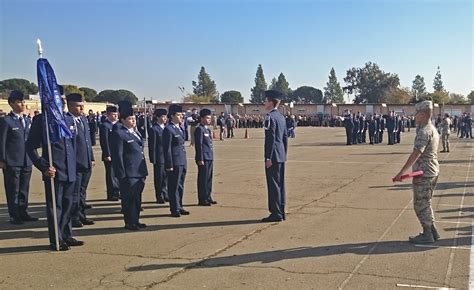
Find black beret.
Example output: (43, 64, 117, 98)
(118, 101, 134, 118)
(106, 106, 117, 113)
(153, 108, 167, 117)
(168, 104, 183, 116)
(264, 90, 283, 101)
(66, 93, 84, 103)
(8, 90, 24, 103)
(199, 108, 211, 118)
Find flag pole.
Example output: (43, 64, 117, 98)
(37, 39, 60, 251)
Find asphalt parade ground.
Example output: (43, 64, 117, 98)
(0, 127, 473, 289)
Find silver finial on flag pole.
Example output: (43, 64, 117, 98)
(37, 39, 43, 58)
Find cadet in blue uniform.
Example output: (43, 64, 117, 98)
(163, 104, 190, 217)
(262, 90, 288, 222)
(110, 102, 148, 231)
(87, 109, 97, 147)
(148, 108, 169, 204)
(65, 94, 95, 228)
(386, 111, 396, 145)
(0, 90, 37, 224)
(194, 108, 216, 206)
(99, 106, 120, 201)
(26, 100, 83, 251)
(343, 113, 354, 145)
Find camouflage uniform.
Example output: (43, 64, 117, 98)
(412, 121, 440, 228)
(441, 117, 452, 152)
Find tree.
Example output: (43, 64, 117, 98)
(62, 84, 82, 96)
(95, 89, 138, 104)
(323, 67, 344, 103)
(250, 64, 267, 104)
(192, 66, 219, 103)
(467, 91, 474, 104)
(220, 90, 243, 104)
(383, 87, 411, 104)
(269, 78, 277, 90)
(291, 86, 323, 104)
(426, 90, 449, 104)
(269, 73, 292, 102)
(433, 66, 444, 92)
(343, 62, 400, 104)
(0, 78, 38, 97)
(79, 87, 97, 102)
(411, 75, 426, 101)
(183, 93, 212, 103)
(448, 93, 467, 104)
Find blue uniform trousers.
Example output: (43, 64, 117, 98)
(44, 179, 75, 244)
(265, 162, 286, 219)
(3, 166, 32, 218)
(168, 166, 186, 214)
(197, 161, 213, 204)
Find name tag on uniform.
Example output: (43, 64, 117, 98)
(12, 127, 19, 130)
(174, 135, 180, 138)
(70, 125, 75, 131)
(204, 133, 209, 137)
(127, 140, 134, 143)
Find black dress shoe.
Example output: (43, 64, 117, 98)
(107, 197, 119, 201)
(140, 207, 144, 211)
(209, 200, 217, 205)
(20, 214, 39, 221)
(179, 209, 190, 215)
(85, 204, 93, 209)
(261, 216, 283, 223)
(156, 199, 165, 204)
(65, 238, 85, 247)
(124, 224, 139, 231)
(137, 223, 147, 228)
(170, 212, 181, 218)
(198, 202, 211, 206)
(50, 242, 70, 251)
(164, 198, 170, 202)
(10, 217, 24, 225)
(81, 218, 95, 225)
(72, 220, 84, 228)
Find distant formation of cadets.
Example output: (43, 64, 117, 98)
(342, 110, 415, 146)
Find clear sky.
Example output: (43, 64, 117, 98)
(0, 0, 472, 102)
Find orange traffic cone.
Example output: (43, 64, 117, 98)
(245, 128, 249, 139)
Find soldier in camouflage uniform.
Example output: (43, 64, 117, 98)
(440, 113, 452, 153)
(393, 100, 440, 244)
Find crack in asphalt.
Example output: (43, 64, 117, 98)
(134, 164, 384, 288)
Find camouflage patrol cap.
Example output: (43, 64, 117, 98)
(415, 100, 433, 112)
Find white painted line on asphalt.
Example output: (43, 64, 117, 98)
(337, 199, 413, 290)
(444, 142, 473, 287)
(437, 204, 474, 208)
(470, 220, 474, 290)
(437, 221, 473, 225)
(414, 244, 472, 251)
(396, 283, 453, 289)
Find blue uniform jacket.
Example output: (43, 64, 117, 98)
(163, 123, 187, 168)
(0, 112, 32, 167)
(26, 113, 76, 182)
(68, 113, 94, 171)
(109, 125, 148, 179)
(264, 109, 288, 163)
(148, 123, 165, 165)
(99, 119, 115, 160)
(194, 124, 213, 161)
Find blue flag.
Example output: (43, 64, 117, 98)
(36, 58, 73, 143)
